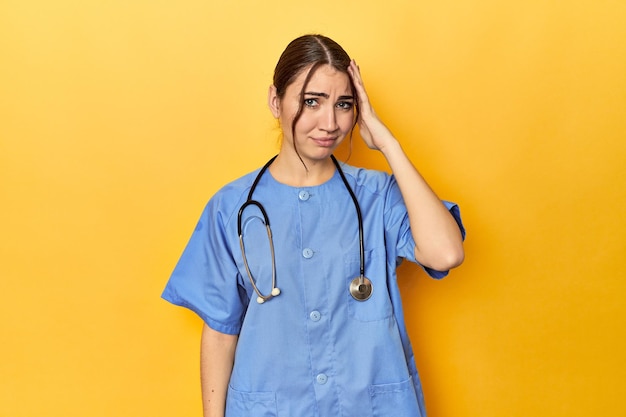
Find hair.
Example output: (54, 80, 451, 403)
(273, 34, 360, 162)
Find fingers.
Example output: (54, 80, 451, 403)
(348, 59, 360, 81)
(348, 59, 370, 107)
(348, 60, 363, 89)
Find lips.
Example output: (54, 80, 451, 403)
(311, 137, 337, 147)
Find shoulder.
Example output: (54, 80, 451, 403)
(214, 169, 259, 199)
(204, 168, 262, 221)
(338, 163, 395, 194)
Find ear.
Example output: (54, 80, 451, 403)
(268, 85, 280, 119)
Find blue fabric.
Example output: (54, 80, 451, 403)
(162, 162, 465, 417)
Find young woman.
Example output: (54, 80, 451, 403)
(162, 34, 465, 417)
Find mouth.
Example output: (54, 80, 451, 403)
(311, 136, 337, 148)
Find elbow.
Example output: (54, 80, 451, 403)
(417, 243, 465, 272)
(443, 246, 465, 270)
(432, 250, 464, 272)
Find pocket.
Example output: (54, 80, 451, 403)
(369, 377, 423, 417)
(344, 247, 393, 321)
(226, 385, 277, 417)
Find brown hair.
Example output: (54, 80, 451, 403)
(273, 34, 359, 160)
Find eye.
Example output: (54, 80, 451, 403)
(304, 98, 318, 108)
(336, 101, 354, 110)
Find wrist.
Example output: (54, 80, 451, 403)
(378, 137, 402, 158)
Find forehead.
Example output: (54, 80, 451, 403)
(288, 64, 351, 94)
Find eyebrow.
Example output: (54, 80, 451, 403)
(304, 91, 354, 100)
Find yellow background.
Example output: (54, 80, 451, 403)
(1, 0, 625, 416)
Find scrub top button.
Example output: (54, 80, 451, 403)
(316, 373, 328, 385)
(298, 190, 310, 201)
(309, 311, 321, 322)
(302, 248, 314, 259)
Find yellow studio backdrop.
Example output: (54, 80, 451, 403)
(1, 0, 624, 416)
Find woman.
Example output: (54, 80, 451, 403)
(162, 34, 465, 417)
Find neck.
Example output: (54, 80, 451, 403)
(269, 153, 336, 187)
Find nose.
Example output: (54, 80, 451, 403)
(320, 105, 339, 132)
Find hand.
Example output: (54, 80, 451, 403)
(347, 60, 397, 152)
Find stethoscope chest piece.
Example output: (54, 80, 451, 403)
(350, 276, 373, 301)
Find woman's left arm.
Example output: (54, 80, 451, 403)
(348, 60, 464, 272)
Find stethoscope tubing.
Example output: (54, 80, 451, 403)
(331, 155, 365, 280)
(237, 154, 369, 303)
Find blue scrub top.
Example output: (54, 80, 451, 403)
(162, 162, 465, 417)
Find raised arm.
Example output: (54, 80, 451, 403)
(200, 323, 238, 417)
(348, 60, 464, 272)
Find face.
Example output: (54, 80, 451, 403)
(269, 64, 355, 164)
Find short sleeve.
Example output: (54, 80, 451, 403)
(161, 198, 247, 335)
(385, 177, 466, 279)
(420, 200, 465, 278)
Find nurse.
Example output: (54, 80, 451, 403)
(162, 34, 465, 417)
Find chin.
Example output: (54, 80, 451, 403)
(309, 149, 336, 161)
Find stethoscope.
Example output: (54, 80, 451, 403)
(237, 155, 373, 304)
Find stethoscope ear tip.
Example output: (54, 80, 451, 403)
(256, 288, 281, 304)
